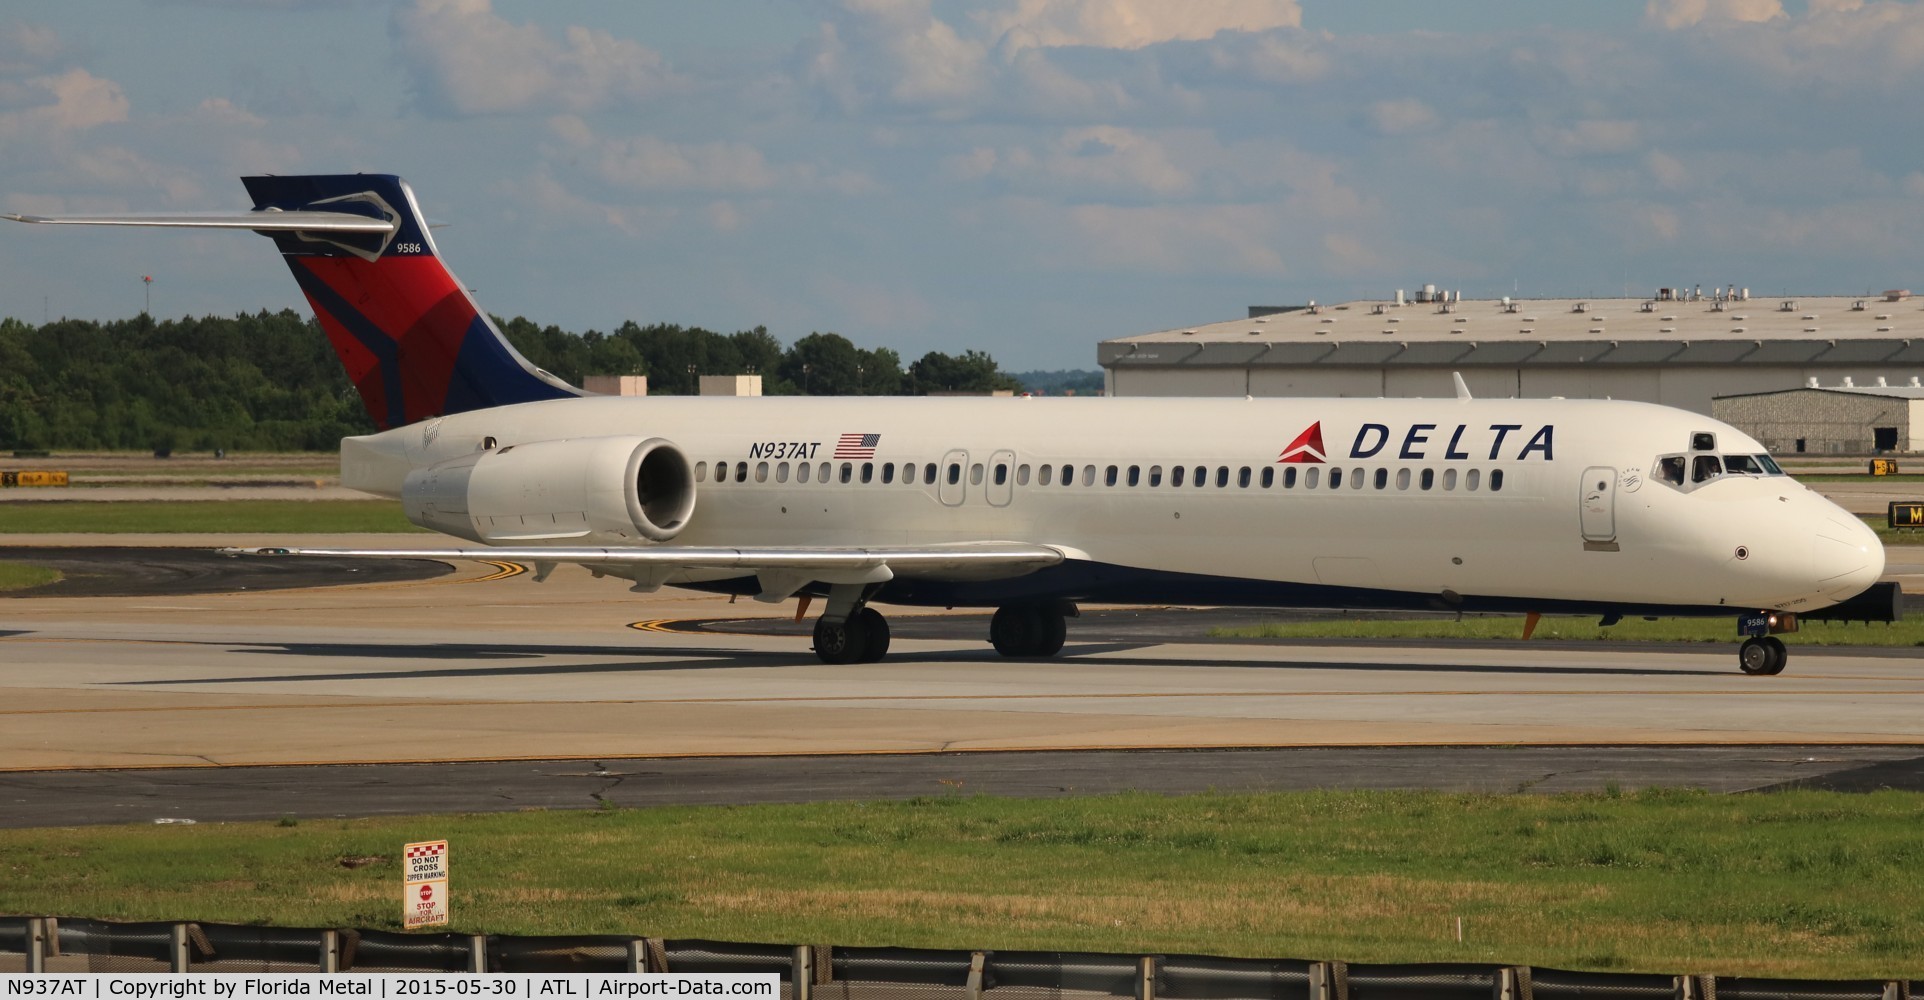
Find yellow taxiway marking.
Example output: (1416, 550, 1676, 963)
(5, 687, 1923, 720)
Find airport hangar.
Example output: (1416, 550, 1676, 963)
(1098, 289, 1924, 428)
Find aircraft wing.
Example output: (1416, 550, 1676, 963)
(222, 541, 1069, 603)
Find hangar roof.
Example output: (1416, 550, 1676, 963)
(1102, 293, 1922, 368)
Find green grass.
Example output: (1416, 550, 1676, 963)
(2, 790, 1922, 977)
(1213, 613, 1924, 645)
(1866, 515, 1924, 545)
(0, 500, 425, 533)
(0, 559, 61, 590)
(1798, 473, 1924, 482)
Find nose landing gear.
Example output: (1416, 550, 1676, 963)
(1737, 635, 1787, 675)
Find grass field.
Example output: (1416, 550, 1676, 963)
(0, 500, 425, 533)
(0, 559, 61, 590)
(2, 790, 1920, 978)
(1212, 613, 1924, 645)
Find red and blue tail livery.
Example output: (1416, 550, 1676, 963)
(243, 175, 581, 430)
(2, 173, 581, 430)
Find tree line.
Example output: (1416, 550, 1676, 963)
(0, 311, 1066, 452)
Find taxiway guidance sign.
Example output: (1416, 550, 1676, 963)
(403, 839, 449, 928)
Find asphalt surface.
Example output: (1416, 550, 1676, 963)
(0, 545, 452, 597)
(4, 745, 1921, 828)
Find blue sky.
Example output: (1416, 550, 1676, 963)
(2, 0, 1920, 371)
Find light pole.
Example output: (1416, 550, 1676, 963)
(141, 275, 152, 315)
(802, 363, 811, 394)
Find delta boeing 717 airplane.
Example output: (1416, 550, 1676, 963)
(6, 174, 1895, 674)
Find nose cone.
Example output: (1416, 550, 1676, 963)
(1814, 513, 1884, 603)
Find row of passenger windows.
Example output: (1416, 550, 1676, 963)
(695, 459, 1508, 493)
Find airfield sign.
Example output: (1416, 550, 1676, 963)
(403, 840, 449, 929)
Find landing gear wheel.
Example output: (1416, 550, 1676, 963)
(814, 608, 891, 664)
(990, 603, 1067, 658)
(813, 617, 860, 665)
(854, 607, 890, 663)
(1738, 635, 1788, 675)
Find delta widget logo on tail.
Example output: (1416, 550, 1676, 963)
(1277, 422, 1327, 464)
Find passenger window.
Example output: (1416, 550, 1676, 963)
(1283, 467, 1297, 488)
(924, 462, 937, 483)
(902, 463, 916, 485)
(1039, 464, 1054, 486)
(1692, 455, 1722, 484)
(1062, 464, 1075, 486)
(797, 462, 811, 483)
(1017, 464, 1030, 486)
(777, 462, 790, 483)
(839, 463, 853, 484)
(1193, 466, 1206, 487)
(1238, 467, 1251, 488)
(1466, 469, 1481, 491)
(1105, 465, 1118, 487)
(1127, 465, 1140, 487)
(1443, 468, 1457, 491)
(1084, 465, 1097, 486)
(1261, 467, 1274, 488)
(1215, 467, 1229, 488)
(1149, 465, 1163, 487)
(736, 462, 748, 482)
(1491, 469, 1505, 492)
(818, 461, 830, 482)
(1395, 469, 1410, 490)
(1656, 455, 1685, 486)
(695, 461, 708, 483)
(714, 462, 729, 483)
(862, 462, 874, 484)
(1351, 467, 1365, 490)
(1420, 468, 1433, 490)
(882, 462, 895, 484)
(1373, 468, 1388, 490)
(1329, 468, 1343, 488)
(947, 463, 961, 485)
(994, 464, 1008, 486)
(970, 464, 983, 486)
(756, 461, 769, 483)
(1171, 466, 1185, 487)
(1305, 467, 1321, 488)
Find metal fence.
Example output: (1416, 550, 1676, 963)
(0, 917, 1910, 1000)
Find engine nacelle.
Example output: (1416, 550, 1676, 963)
(402, 436, 696, 544)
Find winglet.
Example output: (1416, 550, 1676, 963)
(1452, 372, 1472, 401)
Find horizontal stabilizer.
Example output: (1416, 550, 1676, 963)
(2, 210, 396, 233)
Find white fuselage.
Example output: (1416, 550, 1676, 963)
(342, 394, 1884, 615)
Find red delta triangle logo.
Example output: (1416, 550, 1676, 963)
(1278, 421, 1326, 464)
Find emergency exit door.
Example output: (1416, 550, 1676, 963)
(1580, 466, 1616, 544)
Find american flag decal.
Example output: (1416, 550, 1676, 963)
(834, 432, 881, 459)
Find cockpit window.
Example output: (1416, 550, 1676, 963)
(1724, 454, 1764, 475)
(1656, 455, 1686, 486)
(1691, 455, 1722, 484)
(1757, 454, 1785, 475)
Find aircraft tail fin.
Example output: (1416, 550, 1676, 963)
(7, 174, 583, 430)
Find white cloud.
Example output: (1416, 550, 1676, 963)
(803, 0, 988, 113)
(194, 97, 264, 127)
(1645, 0, 1785, 29)
(982, 0, 1301, 50)
(1645, 150, 1689, 190)
(1366, 98, 1437, 135)
(1535, 119, 1640, 158)
(967, 126, 1191, 197)
(0, 68, 127, 138)
(391, 0, 679, 115)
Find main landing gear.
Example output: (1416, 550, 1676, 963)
(809, 592, 1076, 664)
(989, 601, 1070, 657)
(1738, 635, 1788, 676)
